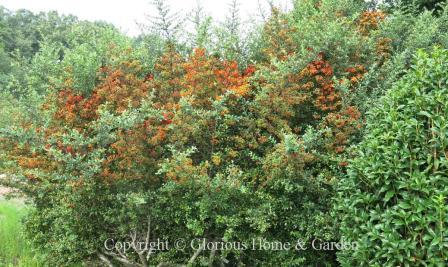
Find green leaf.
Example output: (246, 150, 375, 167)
(398, 202, 411, 209)
(384, 190, 395, 202)
(418, 111, 431, 118)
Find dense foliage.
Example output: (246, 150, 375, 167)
(1, 0, 447, 266)
(337, 47, 448, 266)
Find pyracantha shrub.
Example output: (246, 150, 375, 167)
(146, 43, 185, 109)
(357, 10, 386, 36)
(180, 48, 252, 108)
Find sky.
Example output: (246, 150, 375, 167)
(0, 0, 291, 36)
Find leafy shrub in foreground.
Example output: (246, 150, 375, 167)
(337, 47, 448, 266)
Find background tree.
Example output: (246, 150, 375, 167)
(145, 0, 184, 43)
(188, 0, 213, 49)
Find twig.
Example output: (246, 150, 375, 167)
(103, 251, 141, 267)
(188, 245, 204, 264)
(208, 245, 216, 267)
(97, 252, 115, 267)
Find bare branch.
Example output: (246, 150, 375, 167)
(208, 245, 217, 267)
(97, 252, 115, 267)
(129, 227, 149, 267)
(146, 217, 155, 260)
(188, 244, 204, 264)
(98, 218, 156, 267)
(103, 251, 142, 267)
(146, 216, 151, 245)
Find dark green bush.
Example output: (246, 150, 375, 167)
(337, 47, 448, 266)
